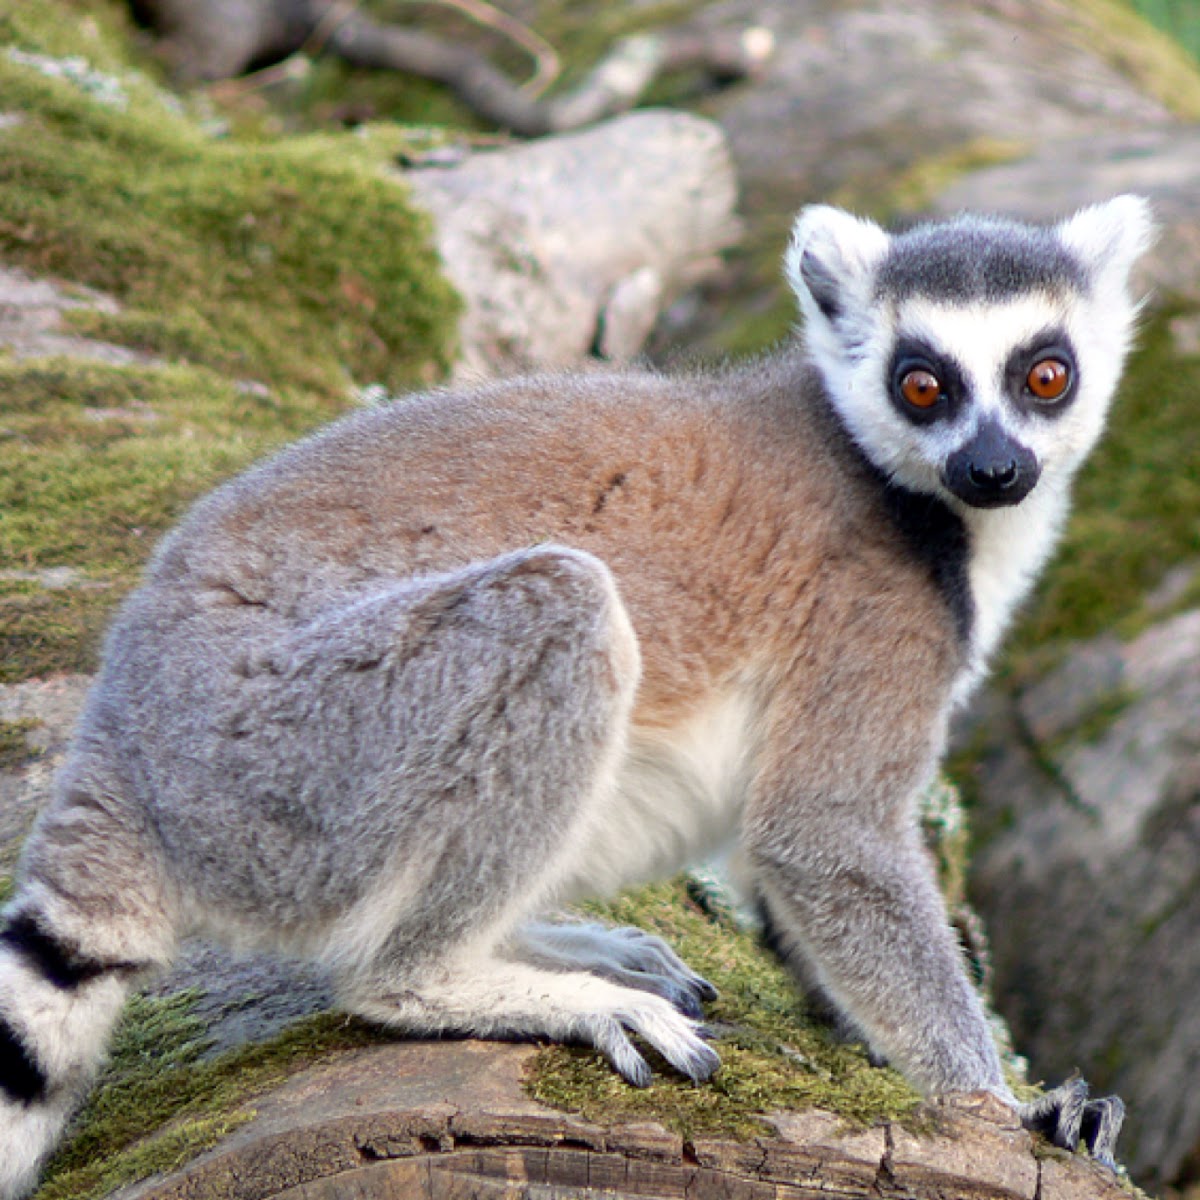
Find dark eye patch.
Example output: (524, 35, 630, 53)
(1002, 329, 1078, 419)
(887, 336, 970, 426)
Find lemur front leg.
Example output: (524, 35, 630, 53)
(750, 815, 1009, 1099)
(742, 675, 1123, 1166)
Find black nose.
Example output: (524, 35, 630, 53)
(968, 459, 1019, 491)
(943, 419, 1040, 509)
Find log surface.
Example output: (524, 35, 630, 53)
(109, 1040, 1128, 1200)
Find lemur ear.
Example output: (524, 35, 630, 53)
(1058, 195, 1156, 294)
(785, 205, 890, 325)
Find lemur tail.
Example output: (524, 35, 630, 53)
(0, 760, 176, 1199)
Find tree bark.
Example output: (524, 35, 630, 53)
(129, 0, 773, 134)
(103, 1040, 1131, 1200)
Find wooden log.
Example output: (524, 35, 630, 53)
(107, 1040, 1129, 1200)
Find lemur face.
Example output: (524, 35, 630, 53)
(786, 198, 1154, 513)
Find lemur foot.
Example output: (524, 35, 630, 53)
(597, 925, 718, 1018)
(518, 921, 718, 1020)
(1018, 1078, 1125, 1170)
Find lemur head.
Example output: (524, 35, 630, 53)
(786, 197, 1155, 512)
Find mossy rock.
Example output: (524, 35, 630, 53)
(0, 27, 459, 396)
(0, 1, 461, 684)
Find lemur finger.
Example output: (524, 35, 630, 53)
(611, 927, 716, 1000)
(1081, 1095, 1125, 1171)
(656, 978, 705, 1021)
(590, 1017, 653, 1088)
(621, 1004, 722, 1083)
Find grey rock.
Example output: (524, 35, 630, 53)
(405, 109, 740, 379)
(930, 127, 1200, 304)
(0, 675, 91, 876)
(967, 608, 1200, 1186)
(0, 265, 161, 365)
(607, 0, 1187, 356)
(705, 0, 1174, 212)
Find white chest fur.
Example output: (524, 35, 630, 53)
(955, 480, 1072, 705)
(560, 690, 757, 901)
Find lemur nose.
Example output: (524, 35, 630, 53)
(968, 460, 1019, 490)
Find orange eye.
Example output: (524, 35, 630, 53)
(1027, 358, 1070, 401)
(900, 369, 942, 409)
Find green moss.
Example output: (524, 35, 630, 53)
(0, 0, 151, 80)
(0, 580, 125, 684)
(1007, 306, 1200, 668)
(919, 775, 972, 910)
(0, 358, 345, 681)
(525, 879, 921, 1140)
(1069, 0, 1200, 120)
(0, 359, 322, 570)
(0, 717, 43, 769)
(37, 995, 387, 1200)
(0, 6, 459, 398)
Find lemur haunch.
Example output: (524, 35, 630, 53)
(0, 196, 1153, 1196)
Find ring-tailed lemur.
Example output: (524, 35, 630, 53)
(0, 196, 1152, 1196)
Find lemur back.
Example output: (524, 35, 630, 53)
(0, 197, 1152, 1196)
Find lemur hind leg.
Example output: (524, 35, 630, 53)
(327, 545, 718, 1087)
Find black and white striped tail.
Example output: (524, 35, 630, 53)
(0, 907, 146, 1199)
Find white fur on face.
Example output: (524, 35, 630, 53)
(811, 287, 1142, 686)
(785, 195, 1153, 688)
(785, 195, 1153, 506)
(801, 287, 1136, 504)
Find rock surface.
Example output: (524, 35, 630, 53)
(106, 1040, 1123, 1200)
(405, 109, 740, 380)
(0, 267, 159, 364)
(930, 126, 1200, 304)
(964, 608, 1200, 1186)
(636, 0, 1200, 353)
(0, 673, 91, 876)
(701, 0, 1178, 212)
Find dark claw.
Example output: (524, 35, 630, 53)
(692, 975, 719, 1003)
(670, 986, 704, 1021)
(680, 1041, 722, 1083)
(1019, 1078, 1124, 1170)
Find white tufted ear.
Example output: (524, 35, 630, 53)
(785, 205, 890, 327)
(1058, 195, 1156, 296)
